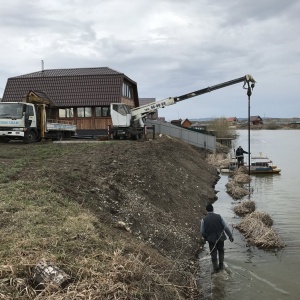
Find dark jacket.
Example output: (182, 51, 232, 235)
(200, 212, 233, 243)
(236, 147, 248, 157)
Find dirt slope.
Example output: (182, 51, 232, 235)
(0, 135, 219, 298)
(31, 136, 217, 258)
(49, 136, 219, 260)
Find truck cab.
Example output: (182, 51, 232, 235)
(0, 100, 76, 143)
(0, 102, 39, 143)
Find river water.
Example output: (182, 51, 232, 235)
(198, 130, 300, 300)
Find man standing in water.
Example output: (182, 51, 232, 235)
(200, 204, 234, 273)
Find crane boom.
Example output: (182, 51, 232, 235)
(173, 75, 255, 102)
(109, 74, 256, 139)
(131, 74, 255, 121)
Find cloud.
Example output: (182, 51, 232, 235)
(0, 0, 299, 119)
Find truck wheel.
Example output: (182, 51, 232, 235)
(57, 132, 63, 141)
(23, 131, 37, 144)
(0, 137, 9, 143)
(53, 132, 63, 141)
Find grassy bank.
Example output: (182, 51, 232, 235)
(0, 138, 218, 299)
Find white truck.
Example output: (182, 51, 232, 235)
(109, 75, 256, 139)
(0, 91, 76, 143)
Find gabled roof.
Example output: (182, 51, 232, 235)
(14, 67, 123, 78)
(25, 90, 55, 106)
(227, 117, 238, 122)
(2, 67, 138, 107)
(250, 116, 263, 121)
(181, 118, 192, 124)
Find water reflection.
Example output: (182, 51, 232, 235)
(251, 174, 280, 192)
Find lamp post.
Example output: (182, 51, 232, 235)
(246, 82, 254, 175)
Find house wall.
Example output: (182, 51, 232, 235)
(56, 107, 113, 134)
(121, 97, 135, 107)
(75, 117, 112, 131)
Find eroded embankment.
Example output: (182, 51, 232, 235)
(0, 136, 219, 299)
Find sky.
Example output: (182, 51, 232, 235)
(0, 0, 299, 121)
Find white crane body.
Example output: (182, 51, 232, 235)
(109, 75, 256, 139)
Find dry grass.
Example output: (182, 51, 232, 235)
(206, 153, 230, 169)
(248, 211, 274, 227)
(234, 212, 284, 249)
(226, 181, 250, 200)
(0, 180, 196, 299)
(0, 248, 196, 300)
(0, 142, 202, 299)
(232, 173, 251, 184)
(233, 200, 256, 216)
(233, 166, 248, 175)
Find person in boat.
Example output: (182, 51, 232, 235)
(200, 204, 234, 273)
(235, 146, 249, 166)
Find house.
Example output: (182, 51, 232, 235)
(171, 118, 192, 128)
(1, 67, 139, 135)
(227, 117, 238, 124)
(190, 122, 208, 131)
(250, 116, 263, 125)
(171, 119, 182, 127)
(181, 118, 192, 128)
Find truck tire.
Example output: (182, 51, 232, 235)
(23, 131, 37, 144)
(57, 132, 63, 141)
(0, 137, 9, 143)
(52, 132, 63, 141)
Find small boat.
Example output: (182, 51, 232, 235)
(220, 155, 281, 174)
(249, 156, 281, 174)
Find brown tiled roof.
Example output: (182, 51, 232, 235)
(2, 67, 138, 107)
(14, 67, 123, 78)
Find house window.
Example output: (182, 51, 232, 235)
(122, 82, 133, 99)
(59, 108, 73, 118)
(77, 107, 92, 117)
(95, 106, 110, 117)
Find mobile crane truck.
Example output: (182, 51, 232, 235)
(0, 91, 76, 143)
(109, 75, 256, 139)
